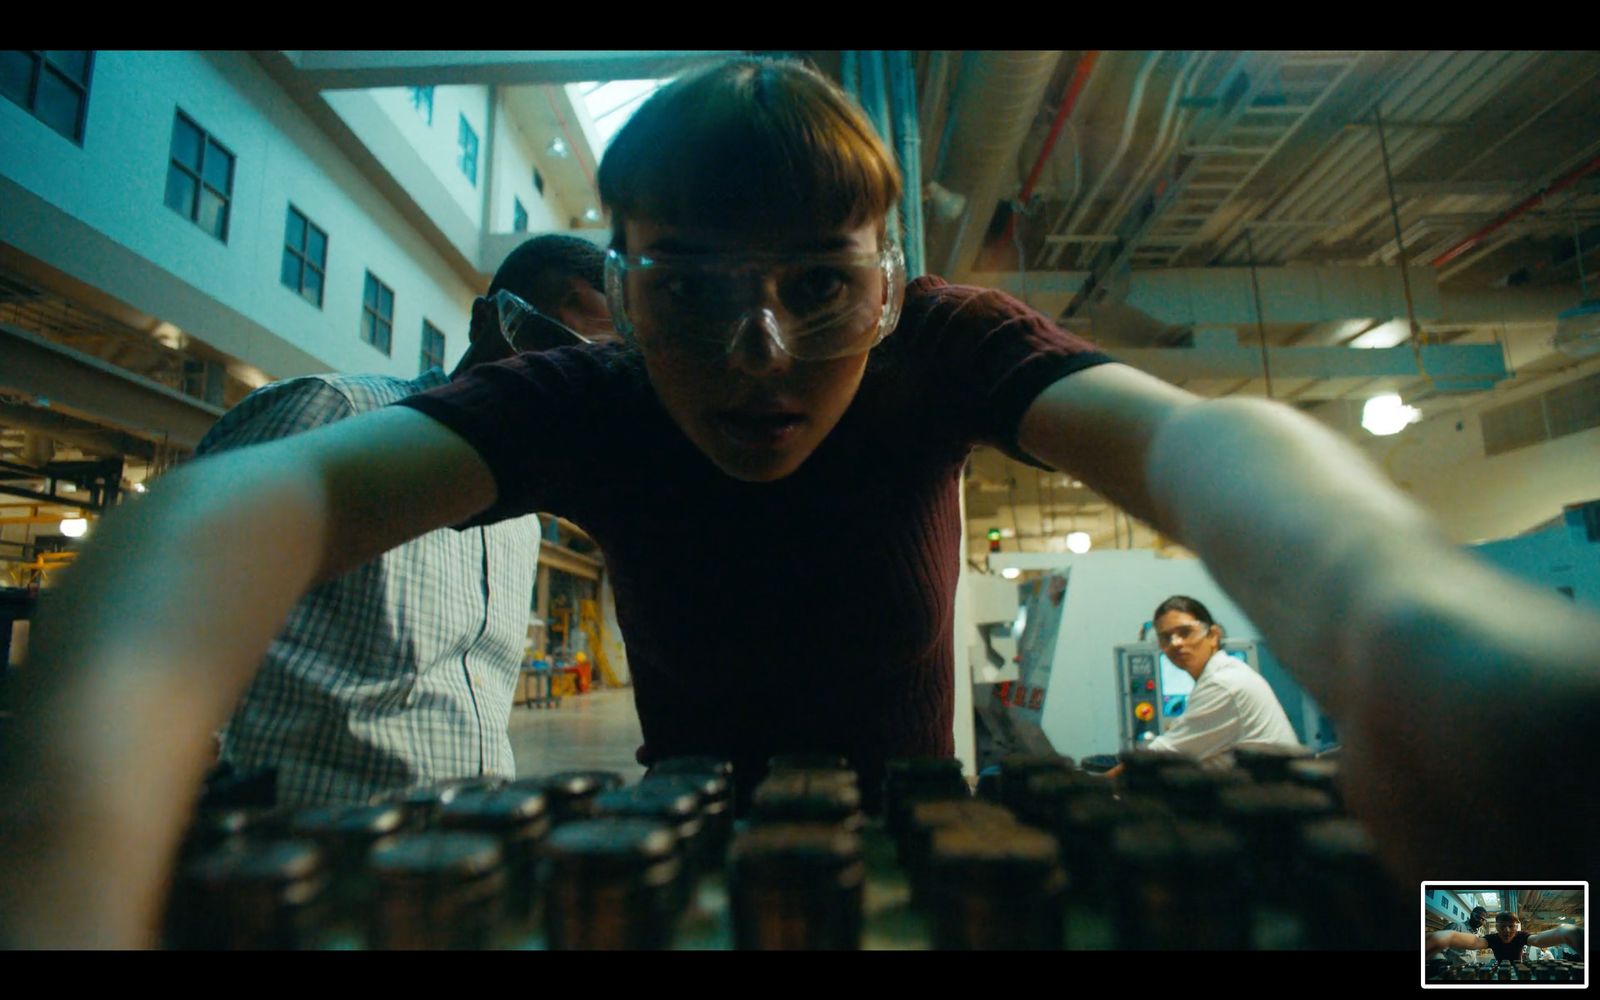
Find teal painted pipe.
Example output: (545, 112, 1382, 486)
(889, 51, 924, 279)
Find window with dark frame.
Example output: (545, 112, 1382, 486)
(513, 197, 528, 233)
(0, 50, 93, 144)
(420, 320, 446, 374)
(361, 272, 394, 356)
(164, 110, 235, 242)
(280, 205, 328, 308)
(408, 86, 434, 125)
(458, 114, 478, 186)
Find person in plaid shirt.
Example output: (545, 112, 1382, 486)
(194, 235, 613, 807)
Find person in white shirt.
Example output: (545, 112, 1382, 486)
(1140, 595, 1302, 765)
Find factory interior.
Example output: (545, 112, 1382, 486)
(1, 51, 1596, 953)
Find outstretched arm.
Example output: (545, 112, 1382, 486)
(0, 406, 496, 947)
(1528, 925, 1582, 953)
(1017, 363, 1600, 882)
(1427, 930, 1488, 954)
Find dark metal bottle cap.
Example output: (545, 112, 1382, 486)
(170, 839, 330, 948)
(1153, 765, 1249, 816)
(642, 771, 729, 804)
(908, 798, 1016, 831)
(184, 839, 325, 887)
(927, 825, 1064, 889)
(440, 787, 549, 827)
(1232, 745, 1312, 781)
(512, 771, 625, 824)
(369, 831, 504, 882)
(528, 770, 626, 798)
(1014, 769, 1111, 824)
(730, 823, 864, 876)
(541, 818, 678, 873)
(289, 802, 407, 840)
(179, 805, 288, 856)
(751, 771, 863, 825)
(648, 756, 734, 780)
(595, 784, 700, 822)
(1115, 748, 1193, 792)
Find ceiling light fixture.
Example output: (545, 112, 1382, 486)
(1361, 393, 1421, 436)
(582, 207, 601, 223)
(59, 516, 88, 538)
(547, 137, 569, 159)
(1066, 531, 1091, 554)
(133, 482, 148, 493)
(1000, 567, 1021, 580)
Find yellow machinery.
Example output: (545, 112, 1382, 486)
(578, 598, 624, 688)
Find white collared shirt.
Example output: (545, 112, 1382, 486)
(1146, 650, 1302, 764)
(197, 369, 540, 806)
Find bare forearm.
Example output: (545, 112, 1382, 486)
(1427, 930, 1481, 954)
(1141, 398, 1445, 713)
(1143, 397, 1600, 878)
(0, 455, 329, 947)
(1531, 926, 1583, 952)
(0, 408, 498, 946)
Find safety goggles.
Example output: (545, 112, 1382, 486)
(1156, 623, 1211, 647)
(603, 245, 905, 361)
(491, 288, 591, 352)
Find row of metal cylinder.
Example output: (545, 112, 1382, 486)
(163, 745, 1411, 949)
(165, 759, 733, 949)
(1427, 960, 1585, 984)
(890, 746, 1412, 950)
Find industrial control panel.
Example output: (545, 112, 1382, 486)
(1114, 642, 1338, 752)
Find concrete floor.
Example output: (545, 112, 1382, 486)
(507, 686, 647, 782)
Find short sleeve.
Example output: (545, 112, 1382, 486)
(393, 345, 640, 526)
(893, 276, 1116, 463)
(194, 377, 356, 456)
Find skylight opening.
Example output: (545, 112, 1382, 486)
(576, 79, 670, 154)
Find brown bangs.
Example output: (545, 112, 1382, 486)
(599, 59, 903, 249)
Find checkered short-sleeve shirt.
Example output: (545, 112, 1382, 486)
(195, 370, 541, 806)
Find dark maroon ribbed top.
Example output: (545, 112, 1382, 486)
(399, 277, 1110, 806)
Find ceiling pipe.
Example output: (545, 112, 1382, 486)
(1044, 51, 1164, 269)
(1255, 52, 1535, 265)
(1090, 51, 1210, 268)
(888, 51, 925, 278)
(857, 51, 900, 251)
(927, 52, 1063, 280)
(1002, 50, 1101, 247)
(1175, 53, 1363, 268)
(1248, 53, 1449, 261)
(1430, 151, 1600, 269)
(916, 52, 951, 177)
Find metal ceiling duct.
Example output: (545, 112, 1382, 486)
(926, 51, 1064, 281)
